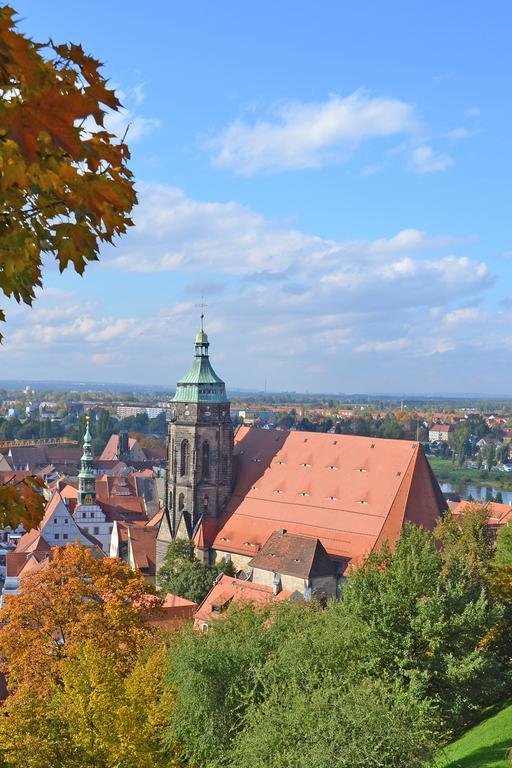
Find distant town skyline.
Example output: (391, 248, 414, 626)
(2, 1, 512, 394)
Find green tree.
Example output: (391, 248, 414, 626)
(450, 422, 470, 466)
(164, 601, 315, 766)
(434, 506, 494, 586)
(157, 539, 234, 604)
(377, 414, 404, 440)
(337, 524, 506, 730)
(483, 443, 497, 471)
(495, 524, 512, 568)
(231, 676, 438, 768)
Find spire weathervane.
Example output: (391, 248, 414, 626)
(196, 299, 207, 331)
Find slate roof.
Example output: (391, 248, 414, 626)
(248, 531, 335, 579)
(6, 445, 81, 472)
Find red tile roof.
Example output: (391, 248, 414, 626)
(15, 529, 51, 554)
(194, 574, 291, 626)
(452, 500, 512, 526)
(128, 526, 157, 575)
(162, 593, 197, 608)
(210, 427, 444, 569)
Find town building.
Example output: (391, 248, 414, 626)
(1, 491, 104, 605)
(429, 424, 454, 442)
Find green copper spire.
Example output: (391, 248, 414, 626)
(173, 319, 228, 404)
(78, 415, 96, 504)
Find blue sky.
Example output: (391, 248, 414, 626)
(2, 1, 512, 394)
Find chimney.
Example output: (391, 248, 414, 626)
(119, 431, 129, 457)
(272, 573, 282, 595)
(278, 528, 287, 537)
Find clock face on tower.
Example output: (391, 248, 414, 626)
(84, 494, 93, 505)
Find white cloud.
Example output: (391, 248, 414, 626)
(356, 338, 411, 353)
(0, 182, 499, 393)
(465, 106, 481, 117)
(443, 307, 484, 325)
(409, 145, 454, 173)
(209, 91, 419, 174)
(107, 186, 483, 303)
(104, 110, 160, 143)
(82, 83, 160, 144)
(445, 127, 472, 139)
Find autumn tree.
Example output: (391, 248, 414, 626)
(0, 6, 136, 334)
(0, 640, 176, 768)
(0, 543, 161, 691)
(0, 473, 45, 530)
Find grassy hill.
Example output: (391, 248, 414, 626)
(434, 702, 512, 767)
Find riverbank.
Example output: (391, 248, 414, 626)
(427, 456, 512, 491)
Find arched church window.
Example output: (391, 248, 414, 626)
(179, 493, 185, 512)
(168, 491, 173, 508)
(202, 441, 210, 478)
(203, 494, 209, 514)
(180, 440, 190, 475)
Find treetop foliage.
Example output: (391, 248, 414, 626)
(157, 538, 235, 605)
(0, 5, 136, 336)
(0, 543, 161, 691)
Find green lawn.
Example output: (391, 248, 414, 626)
(434, 702, 512, 768)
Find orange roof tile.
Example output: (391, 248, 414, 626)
(128, 526, 157, 574)
(194, 574, 291, 625)
(162, 593, 198, 608)
(212, 427, 445, 569)
(452, 500, 512, 526)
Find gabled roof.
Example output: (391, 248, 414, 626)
(212, 427, 445, 570)
(248, 531, 335, 579)
(163, 593, 197, 609)
(452, 500, 512, 526)
(99, 434, 140, 461)
(16, 529, 51, 553)
(194, 574, 291, 625)
(128, 526, 157, 575)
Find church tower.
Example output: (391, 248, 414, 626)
(77, 416, 96, 505)
(156, 320, 234, 567)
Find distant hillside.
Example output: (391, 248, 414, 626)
(434, 702, 512, 767)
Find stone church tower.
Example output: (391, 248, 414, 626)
(156, 322, 234, 569)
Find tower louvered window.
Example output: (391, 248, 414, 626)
(202, 441, 210, 478)
(180, 440, 190, 476)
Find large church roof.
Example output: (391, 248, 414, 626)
(172, 328, 228, 403)
(211, 426, 446, 571)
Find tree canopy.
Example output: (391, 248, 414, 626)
(0, 543, 161, 690)
(157, 538, 235, 604)
(0, 5, 136, 336)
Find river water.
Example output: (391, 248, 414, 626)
(440, 481, 512, 505)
